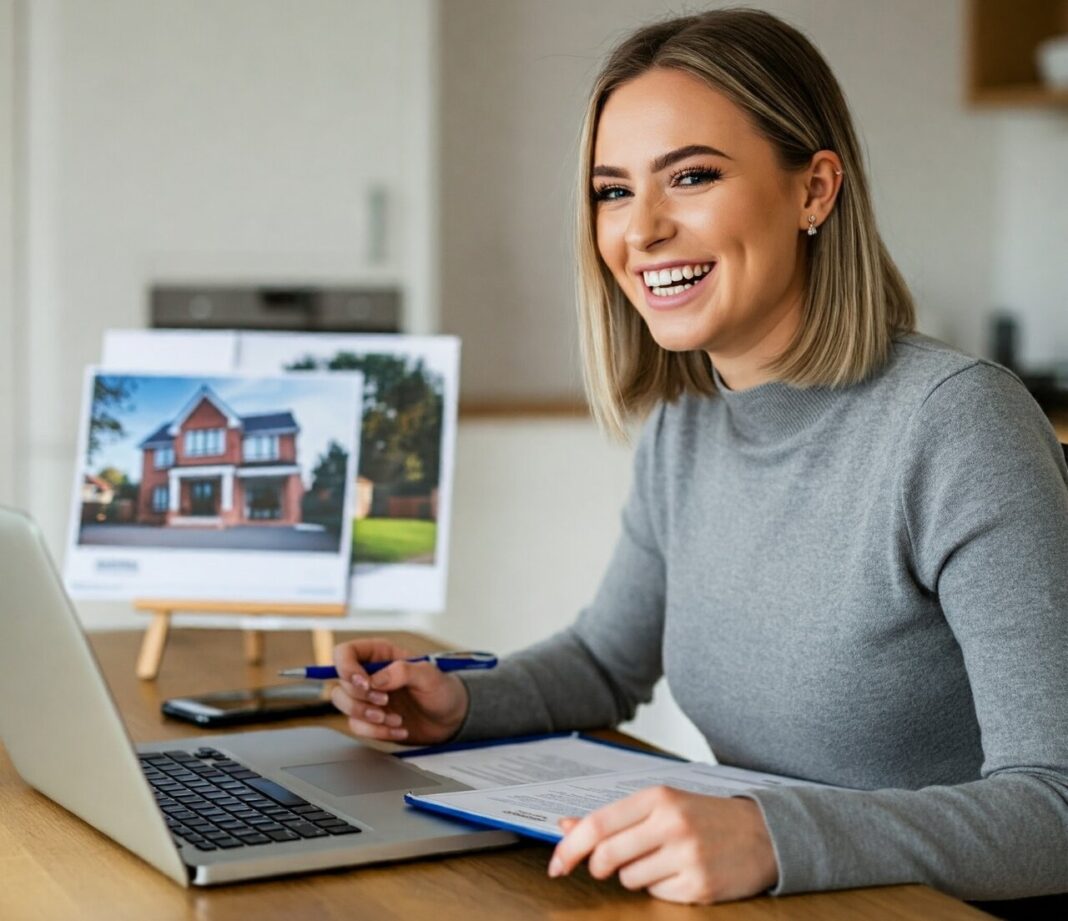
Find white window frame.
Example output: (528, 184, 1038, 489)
(151, 485, 168, 512)
(243, 433, 280, 462)
(184, 428, 225, 457)
(154, 445, 174, 469)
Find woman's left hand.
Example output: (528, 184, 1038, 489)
(547, 787, 778, 904)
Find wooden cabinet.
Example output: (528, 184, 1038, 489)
(968, 0, 1068, 105)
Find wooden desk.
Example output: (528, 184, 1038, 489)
(0, 629, 991, 921)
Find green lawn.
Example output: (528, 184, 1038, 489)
(353, 518, 437, 564)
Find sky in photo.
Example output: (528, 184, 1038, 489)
(84, 373, 360, 486)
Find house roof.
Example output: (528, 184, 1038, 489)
(167, 385, 241, 436)
(138, 396, 299, 449)
(139, 424, 174, 449)
(242, 412, 298, 434)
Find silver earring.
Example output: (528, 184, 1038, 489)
(806, 214, 818, 237)
(834, 168, 842, 176)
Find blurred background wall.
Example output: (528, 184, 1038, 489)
(3, 0, 1067, 758)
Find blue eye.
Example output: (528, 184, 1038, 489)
(671, 166, 723, 187)
(593, 185, 629, 203)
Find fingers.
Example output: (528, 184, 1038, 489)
(368, 659, 441, 694)
(548, 787, 664, 877)
(333, 638, 413, 686)
(330, 686, 409, 742)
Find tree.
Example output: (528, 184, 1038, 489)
(88, 376, 137, 465)
(310, 441, 350, 495)
(96, 466, 129, 488)
(303, 440, 350, 535)
(286, 353, 444, 490)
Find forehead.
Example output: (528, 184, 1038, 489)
(594, 67, 761, 165)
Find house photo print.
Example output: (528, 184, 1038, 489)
(65, 368, 363, 604)
(102, 330, 460, 612)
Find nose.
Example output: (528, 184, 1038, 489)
(623, 189, 674, 252)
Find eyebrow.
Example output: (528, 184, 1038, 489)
(592, 144, 732, 179)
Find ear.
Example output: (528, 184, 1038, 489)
(797, 150, 843, 234)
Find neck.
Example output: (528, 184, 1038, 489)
(707, 294, 803, 391)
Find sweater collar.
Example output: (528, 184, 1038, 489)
(711, 365, 839, 442)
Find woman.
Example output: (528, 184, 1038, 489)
(331, 9, 1068, 908)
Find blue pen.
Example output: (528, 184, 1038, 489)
(278, 650, 497, 680)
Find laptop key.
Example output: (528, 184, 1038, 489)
(323, 824, 361, 835)
(264, 828, 301, 842)
(245, 778, 308, 807)
(236, 833, 271, 845)
(285, 822, 329, 839)
(212, 836, 244, 849)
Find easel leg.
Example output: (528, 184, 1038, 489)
(136, 612, 171, 680)
(243, 630, 265, 665)
(311, 629, 335, 666)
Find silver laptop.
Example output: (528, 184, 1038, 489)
(0, 506, 515, 886)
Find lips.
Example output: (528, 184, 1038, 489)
(637, 262, 717, 310)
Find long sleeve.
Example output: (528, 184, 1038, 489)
(454, 407, 669, 742)
(746, 364, 1068, 899)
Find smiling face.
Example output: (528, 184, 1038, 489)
(592, 68, 812, 389)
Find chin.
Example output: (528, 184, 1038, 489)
(643, 317, 717, 354)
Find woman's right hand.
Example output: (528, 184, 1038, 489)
(330, 638, 470, 745)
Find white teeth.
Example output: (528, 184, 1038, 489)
(642, 262, 715, 293)
(650, 282, 694, 297)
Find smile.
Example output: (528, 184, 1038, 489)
(641, 262, 715, 297)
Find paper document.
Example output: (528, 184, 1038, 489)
(406, 747, 830, 843)
(401, 735, 677, 790)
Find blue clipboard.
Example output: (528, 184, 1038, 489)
(399, 732, 686, 843)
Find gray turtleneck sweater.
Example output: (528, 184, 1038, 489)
(455, 334, 1068, 900)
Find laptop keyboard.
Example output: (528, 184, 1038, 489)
(138, 747, 361, 852)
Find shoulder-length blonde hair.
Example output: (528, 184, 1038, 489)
(576, 8, 916, 437)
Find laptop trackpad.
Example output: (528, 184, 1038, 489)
(282, 757, 439, 796)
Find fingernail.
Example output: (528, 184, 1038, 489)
(369, 691, 388, 706)
(370, 673, 387, 689)
(548, 857, 562, 878)
(367, 709, 384, 723)
(352, 675, 368, 690)
(390, 728, 408, 740)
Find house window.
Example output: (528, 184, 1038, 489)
(246, 480, 283, 520)
(184, 428, 224, 457)
(154, 446, 174, 469)
(151, 485, 168, 512)
(243, 434, 280, 462)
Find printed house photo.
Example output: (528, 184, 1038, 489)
(283, 350, 446, 568)
(77, 373, 356, 554)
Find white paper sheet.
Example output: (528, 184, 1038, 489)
(402, 735, 677, 790)
(409, 761, 828, 842)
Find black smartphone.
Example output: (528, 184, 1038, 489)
(161, 682, 335, 727)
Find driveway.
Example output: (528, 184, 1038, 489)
(79, 524, 340, 553)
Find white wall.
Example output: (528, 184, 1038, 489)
(440, 0, 1004, 402)
(17, 0, 437, 557)
(0, 0, 17, 507)
(993, 113, 1068, 368)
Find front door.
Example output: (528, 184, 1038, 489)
(189, 479, 217, 516)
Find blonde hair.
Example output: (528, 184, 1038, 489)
(576, 8, 916, 437)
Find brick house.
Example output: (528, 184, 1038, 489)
(136, 386, 304, 528)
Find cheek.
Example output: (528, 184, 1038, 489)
(595, 218, 631, 286)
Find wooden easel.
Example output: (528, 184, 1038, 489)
(133, 599, 347, 680)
